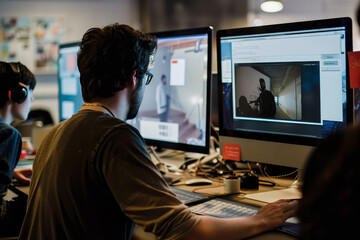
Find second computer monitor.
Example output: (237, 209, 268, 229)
(128, 27, 213, 154)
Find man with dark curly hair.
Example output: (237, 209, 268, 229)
(20, 24, 296, 240)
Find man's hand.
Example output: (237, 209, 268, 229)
(13, 168, 32, 185)
(253, 199, 298, 231)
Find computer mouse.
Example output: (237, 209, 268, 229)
(185, 178, 212, 186)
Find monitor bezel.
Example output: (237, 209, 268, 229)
(143, 27, 213, 154)
(217, 17, 353, 147)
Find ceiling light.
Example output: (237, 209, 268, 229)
(261, 0, 284, 13)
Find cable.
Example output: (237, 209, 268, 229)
(257, 162, 298, 187)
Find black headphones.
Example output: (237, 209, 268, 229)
(8, 62, 28, 104)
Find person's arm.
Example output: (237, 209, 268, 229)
(13, 168, 32, 185)
(183, 199, 298, 240)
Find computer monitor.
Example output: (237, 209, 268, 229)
(58, 42, 82, 122)
(128, 27, 213, 154)
(217, 17, 353, 169)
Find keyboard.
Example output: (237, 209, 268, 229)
(170, 186, 210, 205)
(189, 198, 259, 218)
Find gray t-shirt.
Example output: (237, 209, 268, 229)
(20, 110, 199, 240)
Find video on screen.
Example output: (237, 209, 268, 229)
(233, 62, 321, 124)
(128, 34, 209, 147)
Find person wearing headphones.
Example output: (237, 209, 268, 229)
(0, 61, 36, 236)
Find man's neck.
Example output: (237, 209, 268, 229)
(90, 89, 130, 121)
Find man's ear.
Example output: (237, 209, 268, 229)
(130, 69, 137, 88)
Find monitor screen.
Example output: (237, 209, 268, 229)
(127, 27, 213, 154)
(217, 18, 353, 169)
(58, 42, 82, 122)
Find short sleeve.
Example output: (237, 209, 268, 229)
(98, 126, 199, 240)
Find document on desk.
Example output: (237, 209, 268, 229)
(244, 188, 302, 203)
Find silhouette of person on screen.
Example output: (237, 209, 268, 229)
(237, 95, 259, 117)
(256, 78, 276, 118)
(20, 24, 296, 240)
(156, 74, 170, 122)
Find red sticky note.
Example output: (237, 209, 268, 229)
(222, 143, 241, 161)
(348, 51, 360, 89)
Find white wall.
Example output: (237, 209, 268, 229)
(0, 0, 140, 123)
(278, 80, 296, 119)
(170, 46, 207, 127)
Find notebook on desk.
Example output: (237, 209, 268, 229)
(244, 187, 302, 203)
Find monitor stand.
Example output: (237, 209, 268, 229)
(185, 134, 220, 160)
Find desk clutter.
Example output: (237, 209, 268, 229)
(162, 148, 301, 204)
(162, 148, 298, 194)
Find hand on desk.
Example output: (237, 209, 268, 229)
(254, 199, 298, 231)
(13, 168, 32, 185)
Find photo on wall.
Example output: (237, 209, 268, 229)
(0, 16, 65, 74)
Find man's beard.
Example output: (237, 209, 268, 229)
(127, 79, 145, 120)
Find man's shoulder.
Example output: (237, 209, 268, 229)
(108, 121, 143, 142)
(60, 111, 144, 143)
